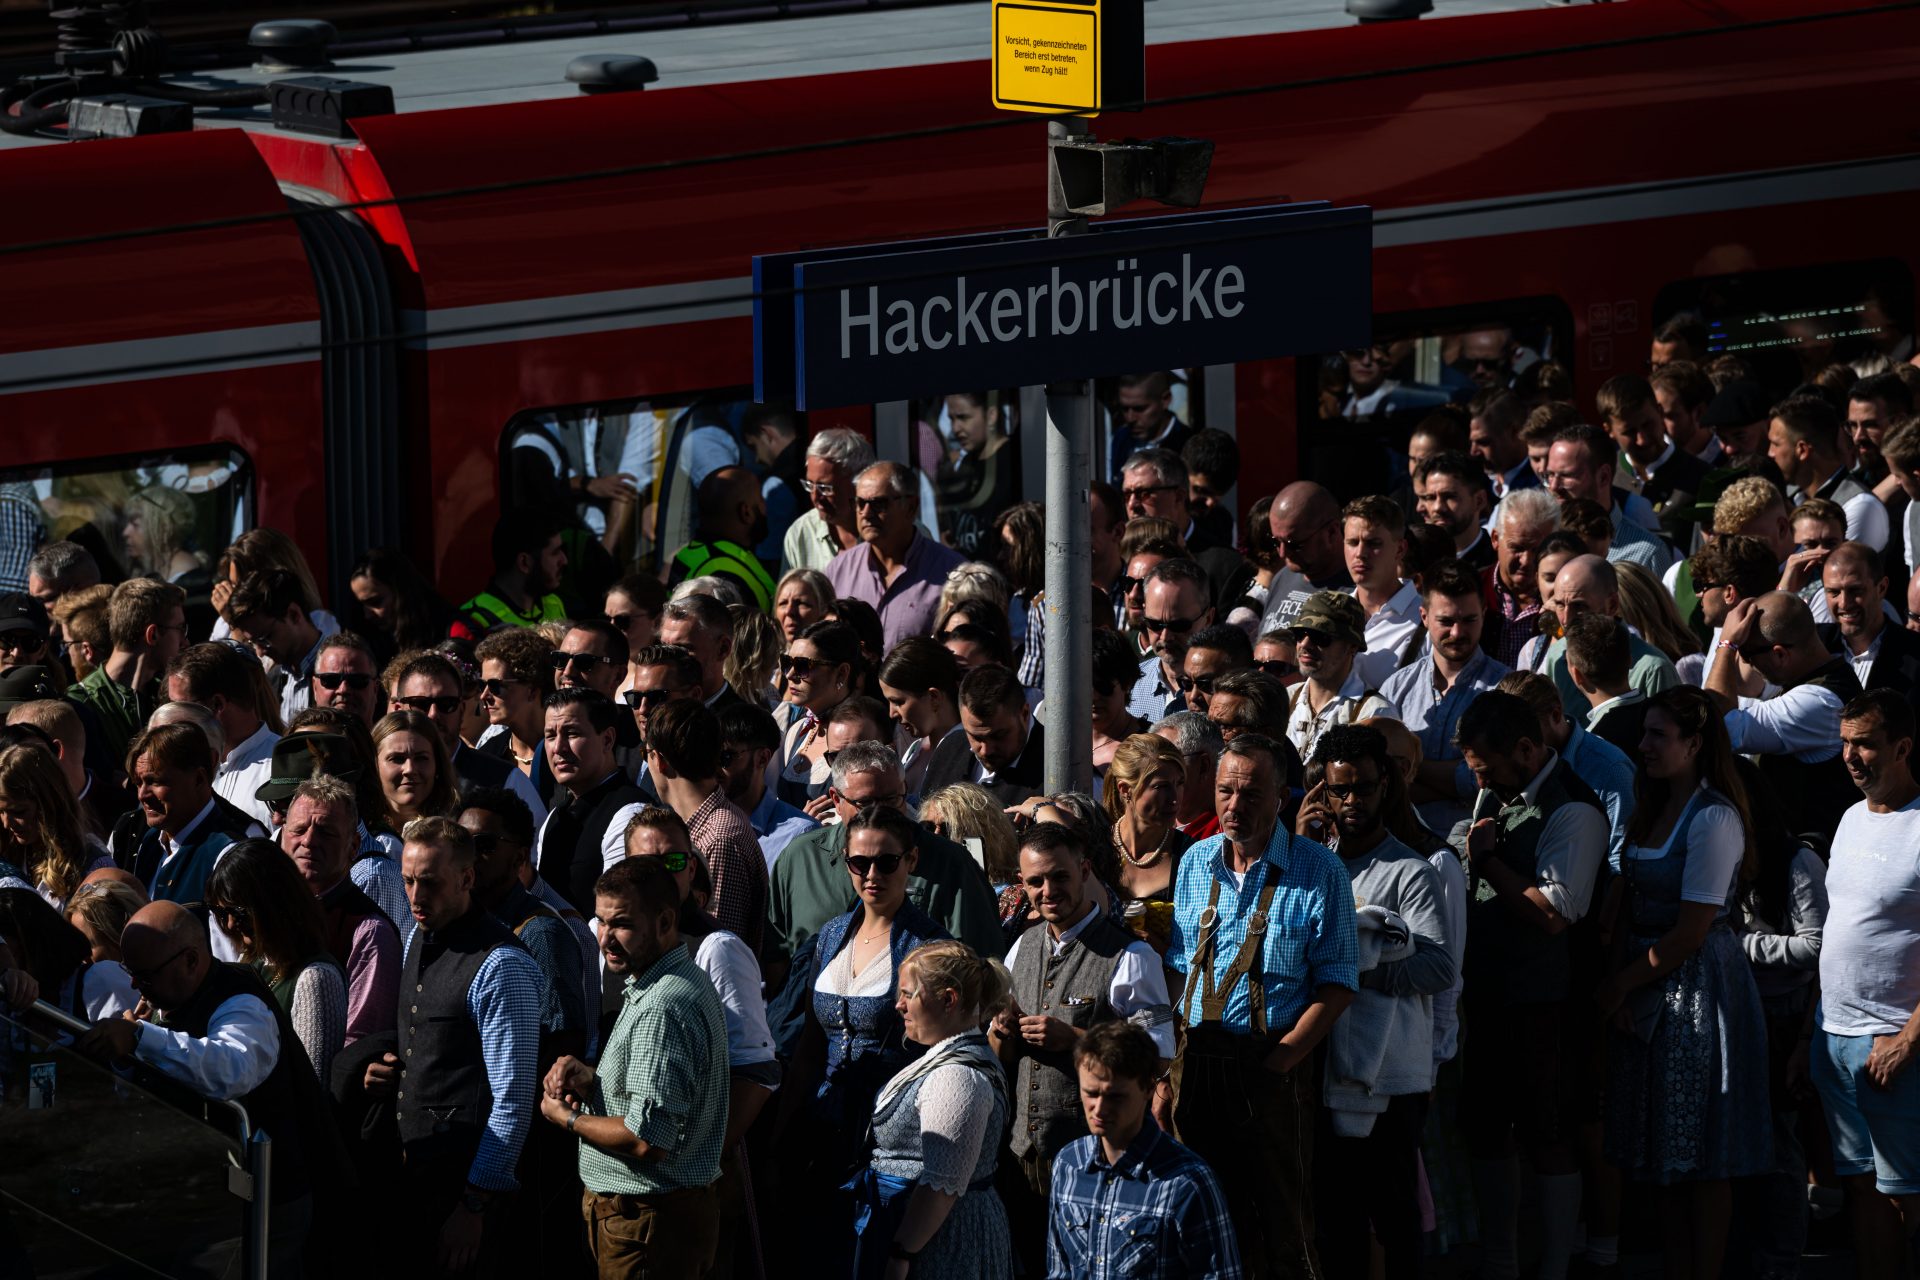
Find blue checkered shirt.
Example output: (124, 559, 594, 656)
(1048, 1123, 1243, 1280)
(1166, 827, 1358, 1035)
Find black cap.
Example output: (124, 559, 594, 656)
(0, 593, 48, 638)
(255, 732, 361, 804)
(1700, 379, 1773, 431)
(0, 664, 57, 710)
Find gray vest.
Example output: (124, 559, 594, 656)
(396, 906, 526, 1165)
(1008, 910, 1132, 1161)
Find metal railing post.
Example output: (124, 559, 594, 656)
(246, 1130, 272, 1280)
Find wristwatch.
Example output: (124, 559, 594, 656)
(461, 1189, 494, 1215)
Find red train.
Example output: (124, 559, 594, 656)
(0, 0, 1913, 596)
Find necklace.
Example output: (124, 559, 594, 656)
(856, 922, 892, 943)
(1113, 819, 1170, 868)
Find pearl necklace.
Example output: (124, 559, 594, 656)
(1113, 820, 1170, 868)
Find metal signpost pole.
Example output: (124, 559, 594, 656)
(1042, 116, 1094, 796)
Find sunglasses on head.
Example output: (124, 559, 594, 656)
(397, 694, 463, 716)
(316, 672, 373, 691)
(622, 688, 675, 710)
(846, 852, 905, 877)
(551, 650, 619, 673)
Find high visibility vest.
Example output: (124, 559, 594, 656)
(460, 589, 567, 633)
(671, 540, 775, 612)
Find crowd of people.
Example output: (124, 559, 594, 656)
(0, 334, 1919, 1280)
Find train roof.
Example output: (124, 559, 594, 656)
(0, 0, 1541, 147)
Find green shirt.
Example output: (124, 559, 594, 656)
(579, 943, 729, 1196)
(68, 666, 148, 770)
(1545, 631, 1679, 723)
(765, 822, 1006, 969)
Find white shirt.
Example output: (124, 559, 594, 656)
(215, 721, 280, 829)
(695, 930, 776, 1069)
(134, 991, 280, 1101)
(1487, 750, 1609, 922)
(1810, 471, 1892, 552)
(1003, 906, 1177, 1058)
(1352, 579, 1421, 688)
(1847, 628, 1886, 688)
(1822, 796, 1920, 1037)
(1727, 682, 1846, 762)
(1425, 846, 1468, 1068)
(1623, 787, 1745, 907)
(1285, 671, 1399, 761)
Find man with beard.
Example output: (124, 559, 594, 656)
(1415, 451, 1495, 573)
(1284, 591, 1399, 763)
(670, 466, 776, 612)
(1848, 372, 1913, 492)
(1126, 559, 1216, 728)
(1699, 379, 1784, 485)
(459, 509, 570, 634)
(1295, 725, 1453, 1280)
(824, 460, 966, 654)
(1769, 395, 1891, 552)
(544, 857, 729, 1278)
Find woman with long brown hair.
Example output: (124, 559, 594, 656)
(1597, 684, 1771, 1279)
(0, 744, 108, 910)
(206, 838, 347, 1083)
(371, 709, 458, 823)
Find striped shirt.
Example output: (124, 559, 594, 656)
(1166, 826, 1358, 1036)
(1048, 1123, 1242, 1280)
(687, 788, 769, 956)
(580, 942, 730, 1196)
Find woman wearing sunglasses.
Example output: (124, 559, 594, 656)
(206, 838, 347, 1084)
(371, 710, 457, 825)
(798, 804, 951, 1270)
(776, 619, 861, 809)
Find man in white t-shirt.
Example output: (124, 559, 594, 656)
(1815, 687, 1920, 1280)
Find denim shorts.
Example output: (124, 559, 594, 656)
(1813, 1029, 1920, 1196)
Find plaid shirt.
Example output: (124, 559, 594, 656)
(1488, 574, 1542, 671)
(1048, 1123, 1243, 1279)
(580, 942, 730, 1196)
(0, 485, 44, 593)
(1166, 826, 1358, 1035)
(1017, 591, 1046, 689)
(687, 787, 769, 956)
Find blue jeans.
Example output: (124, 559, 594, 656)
(1813, 1029, 1920, 1196)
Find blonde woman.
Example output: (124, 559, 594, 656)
(725, 603, 782, 708)
(1615, 560, 1703, 662)
(1102, 735, 1192, 949)
(0, 745, 109, 911)
(854, 938, 1012, 1280)
(774, 568, 836, 647)
(932, 562, 1011, 637)
(371, 709, 458, 822)
(919, 783, 1019, 891)
(122, 484, 207, 583)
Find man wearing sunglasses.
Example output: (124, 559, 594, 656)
(823, 461, 966, 654)
(625, 645, 705, 802)
(1284, 591, 1399, 762)
(392, 652, 547, 824)
(1179, 624, 1252, 719)
(76, 900, 328, 1275)
(1124, 559, 1213, 727)
(555, 620, 644, 773)
(1294, 726, 1455, 1280)
(310, 633, 383, 726)
(1260, 481, 1354, 637)
(0, 592, 55, 674)
(1119, 451, 1250, 607)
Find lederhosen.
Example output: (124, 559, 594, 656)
(1174, 869, 1324, 1280)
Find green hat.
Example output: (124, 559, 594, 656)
(255, 732, 361, 805)
(1288, 590, 1366, 648)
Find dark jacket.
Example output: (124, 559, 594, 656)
(920, 717, 1046, 806)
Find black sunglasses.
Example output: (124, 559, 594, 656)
(846, 852, 905, 877)
(481, 677, 525, 698)
(1143, 615, 1198, 635)
(1326, 777, 1382, 801)
(396, 694, 463, 716)
(316, 671, 373, 691)
(622, 688, 675, 710)
(780, 654, 827, 679)
(1175, 673, 1218, 694)
(551, 650, 620, 673)
(1253, 659, 1297, 678)
(0, 631, 44, 651)
(1118, 575, 1145, 600)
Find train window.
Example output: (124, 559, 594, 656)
(0, 446, 253, 587)
(1652, 259, 1914, 396)
(1301, 300, 1574, 502)
(500, 394, 807, 586)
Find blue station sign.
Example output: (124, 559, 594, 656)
(754, 201, 1371, 410)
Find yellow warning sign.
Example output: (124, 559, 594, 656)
(993, 0, 1101, 115)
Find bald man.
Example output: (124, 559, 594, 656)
(79, 864, 147, 897)
(670, 465, 775, 611)
(1710, 590, 1864, 835)
(1260, 481, 1354, 634)
(75, 901, 322, 1270)
(1531, 554, 1679, 720)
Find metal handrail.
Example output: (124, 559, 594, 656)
(23, 999, 255, 1143)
